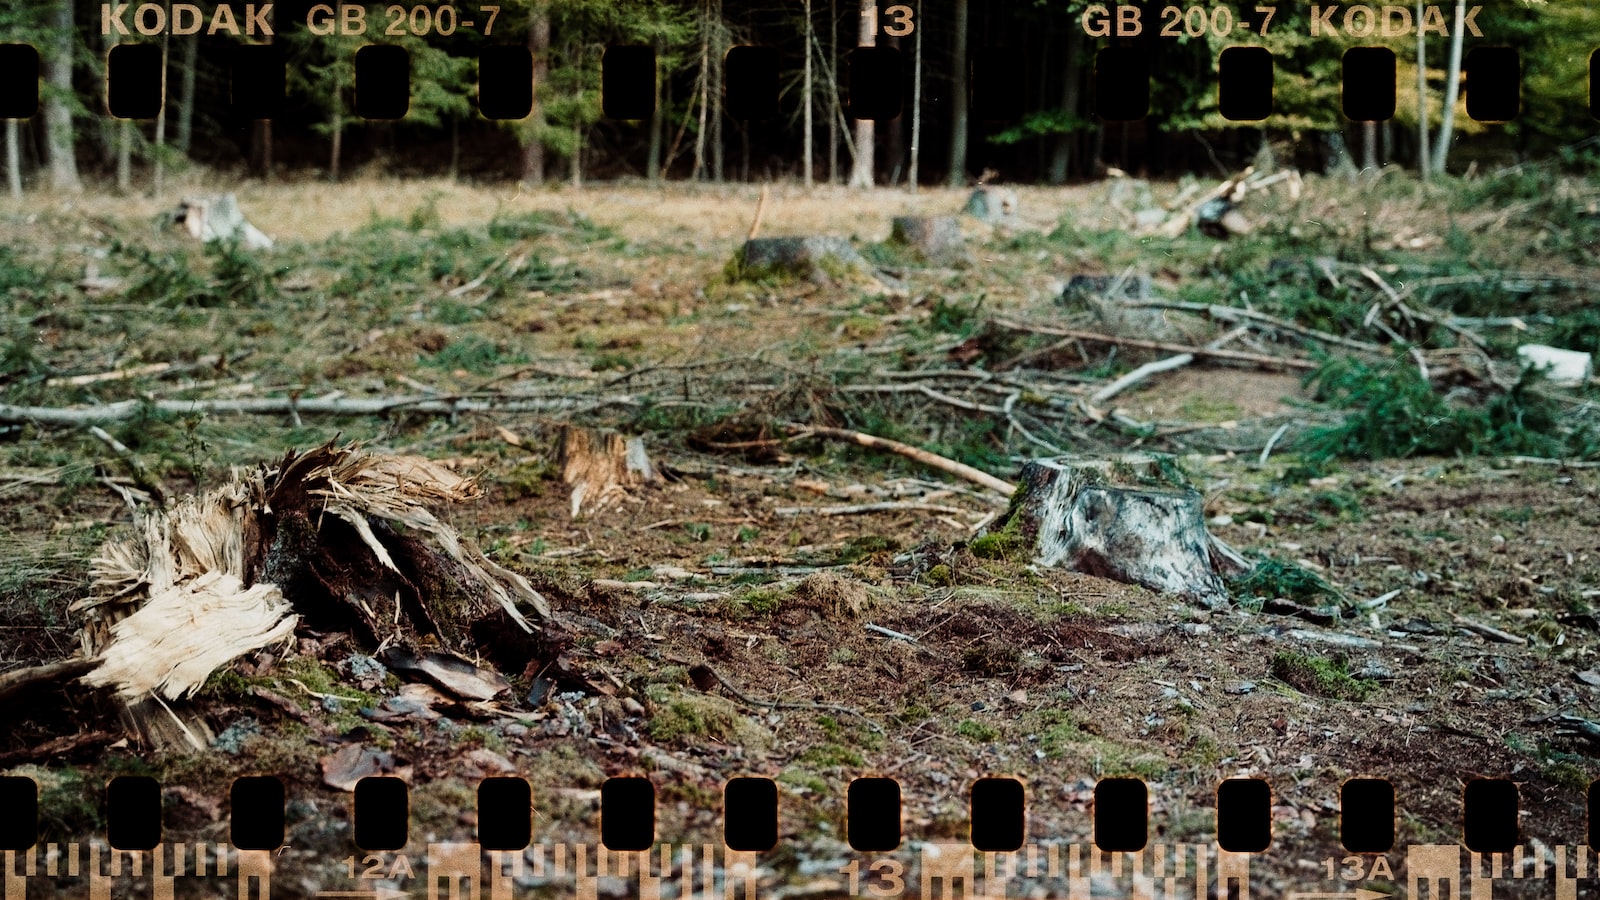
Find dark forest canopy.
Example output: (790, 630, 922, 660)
(1, 0, 1598, 190)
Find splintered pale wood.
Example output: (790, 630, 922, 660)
(556, 425, 657, 517)
(1003, 453, 1230, 606)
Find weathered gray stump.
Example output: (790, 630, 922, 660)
(994, 453, 1233, 607)
(889, 215, 966, 263)
(735, 236, 871, 284)
(172, 194, 274, 250)
(964, 186, 1018, 223)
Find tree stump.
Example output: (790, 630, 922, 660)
(889, 215, 967, 263)
(992, 453, 1233, 607)
(172, 194, 274, 250)
(734, 236, 872, 284)
(556, 425, 656, 518)
(964, 186, 1018, 223)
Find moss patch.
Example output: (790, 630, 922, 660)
(1270, 651, 1376, 701)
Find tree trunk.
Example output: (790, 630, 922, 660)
(946, 0, 969, 187)
(1362, 120, 1377, 170)
(803, 0, 814, 188)
(710, 0, 724, 183)
(570, 90, 582, 190)
(4, 119, 20, 199)
(647, 37, 664, 183)
(522, 3, 549, 185)
(1431, 0, 1465, 175)
(176, 32, 197, 155)
(258, 120, 273, 179)
(828, 0, 839, 183)
(44, 0, 80, 193)
(847, 0, 875, 190)
(449, 118, 460, 181)
(1048, 23, 1084, 185)
(117, 121, 132, 193)
(152, 15, 170, 198)
(1415, 0, 1429, 181)
(105, 27, 132, 194)
(692, 5, 710, 182)
(907, 0, 922, 192)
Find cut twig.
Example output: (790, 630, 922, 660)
(1257, 423, 1292, 465)
(87, 425, 165, 506)
(1453, 614, 1527, 645)
(1090, 326, 1248, 404)
(790, 424, 1016, 496)
(865, 623, 921, 643)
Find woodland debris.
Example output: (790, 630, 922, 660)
(66, 440, 555, 749)
(1517, 344, 1593, 387)
(993, 318, 1318, 372)
(1142, 167, 1301, 239)
(171, 194, 274, 250)
(381, 647, 510, 701)
(989, 453, 1236, 607)
(556, 424, 657, 517)
(788, 424, 1016, 496)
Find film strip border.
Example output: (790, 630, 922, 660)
(2, 18, 1600, 124)
(6, 841, 1600, 900)
(3, 773, 1599, 857)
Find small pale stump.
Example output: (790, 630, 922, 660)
(889, 215, 966, 263)
(993, 453, 1234, 607)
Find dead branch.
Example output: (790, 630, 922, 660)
(0, 730, 120, 767)
(0, 393, 641, 425)
(1120, 300, 1385, 354)
(0, 657, 98, 707)
(1090, 327, 1249, 405)
(789, 425, 1017, 496)
(747, 184, 770, 241)
(772, 501, 970, 516)
(1453, 614, 1527, 645)
(87, 425, 165, 506)
(992, 318, 1318, 372)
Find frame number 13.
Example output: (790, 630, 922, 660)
(863, 4, 915, 36)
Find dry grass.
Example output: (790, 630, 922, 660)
(0, 176, 1083, 246)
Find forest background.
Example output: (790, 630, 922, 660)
(2, 0, 1599, 197)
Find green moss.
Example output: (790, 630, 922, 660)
(723, 582, 794, 618)
(644, 687, 769, 755)
(776, 768, 829, 795)
(1270, 651, 1376, 701)
(796, 743, 865, 769)
(956, 719, 1000, 742)
(970, 516, 1024, 560)
(924, 563, 953, 586)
